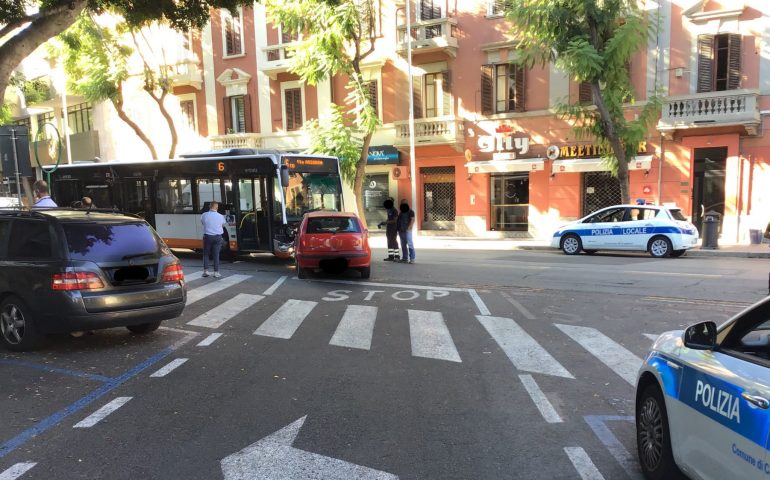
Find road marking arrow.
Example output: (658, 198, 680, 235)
(221, 416, 399, 480)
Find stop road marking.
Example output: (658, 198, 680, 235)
(322, 289, 451, 302)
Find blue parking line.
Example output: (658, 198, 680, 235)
(0, 359, 113, 383)
(0, 347, 173, 459)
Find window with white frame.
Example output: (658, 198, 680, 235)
(487, 0, 513, 16)
(411, 70, 451, 119)
(222, 8, 244, 57)
(225, 95, 250, 133)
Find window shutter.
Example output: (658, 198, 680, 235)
(284, 90, 294, 130)
(514, 65, 525, 112)
(243, 94, 253, 133)
(224, 17, 234, 55)
(412, 75, 423, 119)
(285, 89, 302, 131)
(579, 81, 593, 104)
(223, 96, 232, 133)
(441, 70, 452, 116)
(697, 34, 714, 93)
(727, 33, 742, 90)
(366, 81, 378, 116)
(481, 64, 493, 116)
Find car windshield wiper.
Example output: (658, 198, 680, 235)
(122, 251, 157, 260)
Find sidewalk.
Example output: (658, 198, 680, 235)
(368, 233, 770, 258)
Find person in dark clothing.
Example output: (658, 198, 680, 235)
(378, 198, 400, 261)
(397, 200, 416, 264)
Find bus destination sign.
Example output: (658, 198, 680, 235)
(283, 157, 336, 173)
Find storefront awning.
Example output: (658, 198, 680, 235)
(466, 158, 545, 174)
(551, 155, 653, 174)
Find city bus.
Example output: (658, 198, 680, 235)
(48, 149, 344, 257)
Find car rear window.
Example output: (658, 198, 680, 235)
(63, 222, 161, 262)
(668, 209, 687, 221)
(306, 217, 361, 234)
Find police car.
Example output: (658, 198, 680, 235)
(636, 296, 770, 480)
(551, 204, 699, 258)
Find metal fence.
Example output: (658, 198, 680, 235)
(421, 166, 455, 230)
(582, 172, 621, 216)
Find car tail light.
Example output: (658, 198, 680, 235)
(161, 263, 184, 283)
(52, 272, 105, 291)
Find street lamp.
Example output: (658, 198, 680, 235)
(405, 0, 418, 236)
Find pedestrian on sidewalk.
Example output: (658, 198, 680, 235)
(378, 198, 400, 261)
(201, 201, 228, 278)
(397, 199, 415, 264)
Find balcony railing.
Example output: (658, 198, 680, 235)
(209, 133, 263, 150)
(260, 43, 298, 79)
(167, 59, 203, 90)
(658, 89, 760, 137)
(393, 116, 464, 148)
(396, 17, 459, 57)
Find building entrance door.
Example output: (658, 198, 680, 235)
(363, 173, 389, 228)
(692, 147, 727, 234)
(491, 174, 529, 231)
(421, 167, 455, 230)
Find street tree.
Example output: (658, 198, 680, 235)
(266, 0, 380, 224)
(304, 105, 362, 188)
(506, 0, 662, 204)
(0, 0, 250, 112)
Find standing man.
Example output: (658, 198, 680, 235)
(201, 201, 228, 278)
(378, 198, 400, 261)
(31, 180, 57, 208)
(397, 199, 416, 264)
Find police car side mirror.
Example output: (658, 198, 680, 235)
(683, 321, 717, 350)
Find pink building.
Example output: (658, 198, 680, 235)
(183, 0, 770, 243)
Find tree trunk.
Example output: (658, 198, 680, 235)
(0, 0, 87, 108)
(146, 89, 178, 159)
(114, 86, 158, 159)
(590, 82, 630, 204)
(354, 130, 373, 227)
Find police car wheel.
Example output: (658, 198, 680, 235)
(561, 234, 582, 255)
(648, 236, 672, 258)
(637, 384, 685, 480)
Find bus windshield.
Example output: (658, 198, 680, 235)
(284, 172, 342, 221)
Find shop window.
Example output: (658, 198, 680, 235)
(481, 63, 525, 115)
(697, 33, 741, 92)
(491, 175, 529, 231)
(156, 178, 193, 214)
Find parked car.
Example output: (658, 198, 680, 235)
(636, 295, 770, 480)
(295, 211, 371, 279)
(551, 204, 699, 258)
(0, 209, 186, 351)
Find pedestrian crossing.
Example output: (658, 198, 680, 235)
(181, 272, 655, 384)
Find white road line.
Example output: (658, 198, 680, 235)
(643, 333, 659, 342)
(0, 463, 36, 480)
(263, 275, 288, 295)
(519, 374, 563, 423)
(185, 271, 204, 282)
(564, 447, 605, 480)
(254, 299, 317, 339)
(188, 293, 264, 329)
(500, 291, 536, 320)
(408, 310, 462, 363)
(198, 332, 223, 346)
(186, 274, 251, 305)
(555, 324, 643, 386)
(468, 289, 490, 316)
(73, 397, 132, 428)
(298, 277, 469, 292)
(478, 315, 573, 379)
(329, 305, 378, 350)
(622, 270, 722, 278)
(150, 358, 188, 378)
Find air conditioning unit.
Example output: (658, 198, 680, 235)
(391, 166, 411, 181)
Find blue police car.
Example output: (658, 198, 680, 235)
(636, 295, 770, 480)
(551, 204, 699, 258)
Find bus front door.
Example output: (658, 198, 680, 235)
(236, 177, 270, 251)
(122, 179, 155, 227)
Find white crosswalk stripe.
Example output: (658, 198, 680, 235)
(477, 315, 573, 378)
(0, 463, 36, 480)
(408, 310, 461, 363)
(188, 293, 264, 329)
(186, 274, 251, 305)
(564, 447, 606, 480)
(555, 324, 643, 386)
(330, 305, 378, 350)
(185, 271, 204, 282)
(254, 299, 317, 339)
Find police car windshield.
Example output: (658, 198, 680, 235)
(669, 209, 687, 221)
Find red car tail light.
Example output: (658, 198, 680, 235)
(161, 263, 184, 283)
(52, 272, 105, 291)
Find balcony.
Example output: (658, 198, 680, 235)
(396, 17, 459, 58)
(167, 59, 203, 90)
(209, 133, 263, 150)
(31, 131, 100, 165)
(259, 43, 298, 79)
(657, 89, 760, 138)
(393, 116, 464, 149)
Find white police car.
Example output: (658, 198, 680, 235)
(551, 204, 699, 258)
(636, 296, 770, 480)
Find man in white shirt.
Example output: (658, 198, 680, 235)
(32, 180, 57, 208)
(201, 201, 228, 278)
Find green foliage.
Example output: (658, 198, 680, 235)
(304, 104, 360, 187)
(21, 77, 52, 104)
(0, 104, 11, 124)
(507, 0, 662, 176)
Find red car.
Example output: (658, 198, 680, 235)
(295, 211, 371, 279)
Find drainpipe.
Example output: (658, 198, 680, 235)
(658, 135, 664, 206)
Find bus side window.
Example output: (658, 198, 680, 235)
(156, 178, 193, 214)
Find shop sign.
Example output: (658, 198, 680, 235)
(367, 145, 400, 165)
(477, 124, 530, 157)
(546, 141, 649, 160)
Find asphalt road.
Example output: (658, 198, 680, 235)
(1, 248, 767, 479)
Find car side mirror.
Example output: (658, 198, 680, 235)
(683, 321, 717, 350)
(280, 165, 290, 187)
